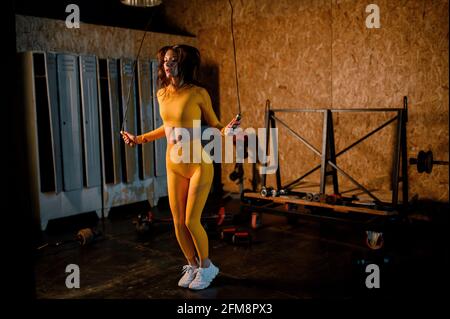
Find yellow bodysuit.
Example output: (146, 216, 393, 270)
(136, 85, 223, 261)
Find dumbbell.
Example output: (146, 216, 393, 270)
(37, 228, 102, 251)
(260, 187, 288, 197)
(270, 189, 286, 197)
(305, 193, 326, 202)
(409, 150, 448, 173)
(260, 186, 273, 197)
(232, 231, 252, 245)
(313, 193, 321, 202)
(220, 227, 252, 245)
(220, 227, 237, 241)
(76, 228, 102, 246)
(133, 211, 154, 234)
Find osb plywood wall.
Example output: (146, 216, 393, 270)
(164, 0, 449, 202)
(15, 15, 197, 59)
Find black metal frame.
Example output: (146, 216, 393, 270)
(261, 96, 409, 210)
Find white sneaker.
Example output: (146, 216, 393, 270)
(189, 262, 219, 290)
(178, 265, 198, 288)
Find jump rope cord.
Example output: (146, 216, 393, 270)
(228, 0, 241, 116)
(122, 3, 241, 133)
(121, 14, 154, 132)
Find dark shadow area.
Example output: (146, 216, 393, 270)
(32, 194, 449, 300)
(8, 0, 36, 302)
(14, 0, 195, 37)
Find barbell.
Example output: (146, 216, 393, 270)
(409, 150, 448, 173)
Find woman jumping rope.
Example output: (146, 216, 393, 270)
(121, 44, 240, 290)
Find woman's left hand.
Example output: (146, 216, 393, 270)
(223, 116, 241, 136)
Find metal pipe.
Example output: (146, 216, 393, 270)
(272, 115, 322, 157)
(271, 108, 403, 113)
(120, 0, 162, 7)
(327, 161, 381, 203)
(284, 116, 397, 189)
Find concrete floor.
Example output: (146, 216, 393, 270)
(33, 195, 448, 300)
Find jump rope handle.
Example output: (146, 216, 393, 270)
(120, 130, 135, 147)
(230, 114, 241, 129)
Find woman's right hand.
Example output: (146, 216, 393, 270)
(223, 115, 241, 136)
(120, 131, 137, 147)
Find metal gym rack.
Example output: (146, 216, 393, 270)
(241, 97, 409, 249)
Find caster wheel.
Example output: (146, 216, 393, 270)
(366, 231, 384, 250)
